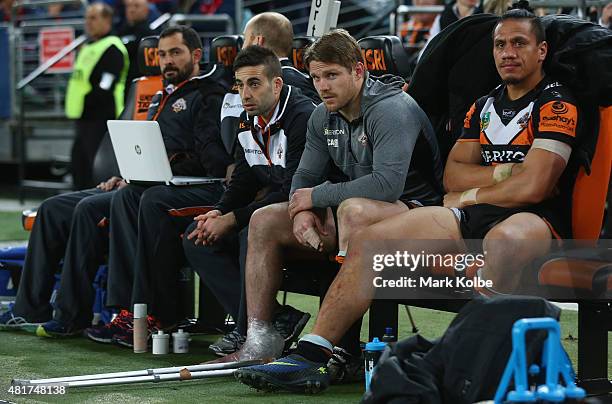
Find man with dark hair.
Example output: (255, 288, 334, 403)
(0, 26, 231, 341)
(234, 5, 581, 393)
(185, 12, 322, 359)
(66, 2, 129, 189)
(231, 28, 441, 390)
(79, 26, 233, 346)
(182, 45, 316, 357)
(118, 0, 158, 99)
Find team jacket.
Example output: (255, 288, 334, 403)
(215, 84, 315, 229)
(280, 59, 320, 103)
(147, 65, 232, 177)
(217, 60, 320, 161)
(291, 74, 442, 208)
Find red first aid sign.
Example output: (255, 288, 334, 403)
(39, 27, 75, 73)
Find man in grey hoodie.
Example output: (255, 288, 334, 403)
(229, 29, 442, 387)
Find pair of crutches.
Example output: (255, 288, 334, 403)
(12, 360, 260, 389)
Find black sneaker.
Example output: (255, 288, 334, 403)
(85, 310, 133, 344)
(327, 347, 365, 384)
(113, 315, 171, 348)
(234, 353, 330, 394)
(36, 320, 84, 338)
(209, 328, 246, 356)
(272, 305, 311, 352)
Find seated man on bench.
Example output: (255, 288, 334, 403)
(182, 44, 316, 354)
(0, 26, 231, 338)
(223, 29, 442, 371)
(234, 5, 582, 393)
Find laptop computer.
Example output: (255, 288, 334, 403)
(107, 120, 225, 186)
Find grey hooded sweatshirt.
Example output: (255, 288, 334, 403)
(290, 74, 442, 207)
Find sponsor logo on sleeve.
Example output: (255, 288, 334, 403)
(538, 101, 577, 138)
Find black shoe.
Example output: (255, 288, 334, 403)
(235, 354, 330, 394)
(209, 328, 246, 356)
(272, 305, 311, 352)
(327, 347, 364, 384)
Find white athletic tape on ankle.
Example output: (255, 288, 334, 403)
(239, 318, 284, 360)
(300, 334, 334, 351)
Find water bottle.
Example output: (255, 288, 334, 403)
(381, 327, 397, 346)
(133, 303, 147, 353)
(364, 337, 387, 391)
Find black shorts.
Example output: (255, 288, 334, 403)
(329, 198, 422, 243)
(451, 203, 570, 240)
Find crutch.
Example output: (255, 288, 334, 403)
(404, 305, 419, 333)
(12, 360, 260, 388)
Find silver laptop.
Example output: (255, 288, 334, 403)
(107, 120, 225, 186)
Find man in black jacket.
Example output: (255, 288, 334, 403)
(79, 26, 234, 345)
(117, 0, 158, 100)
(0, 26, 230, 338)
(182, 45, 316, 357)
(218, 11, 320, 178)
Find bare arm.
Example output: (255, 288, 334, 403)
(444, 141, 495, 192)
(466, 147, 566, 208)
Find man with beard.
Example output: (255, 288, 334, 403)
(0, 26, 231, 338)
(83, 26, 233, 346)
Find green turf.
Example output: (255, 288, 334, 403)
(0, 212, 29, 242)
(0, 292, 608, 403)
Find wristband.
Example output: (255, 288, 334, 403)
(459, 188, 479, 206)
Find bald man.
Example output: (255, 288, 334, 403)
(118, 0, 158, 97)
(243, 12, 319, 102)
(65, 3, 129, 189)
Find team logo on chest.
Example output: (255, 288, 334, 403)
(277, 144, 283, 160)
(357, 132, 368, 146)
(516, 112, 531, 129)
(172, 98, 187, 113)
(480, 112, 491, 131)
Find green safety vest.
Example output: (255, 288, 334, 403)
(65, 35, 129, 119)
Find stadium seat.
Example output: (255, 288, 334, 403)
(357, 35, 413, 81)
(533, 106, 612, 393)
(291, 36, 316, 74)
(209, 35, 243, 70)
